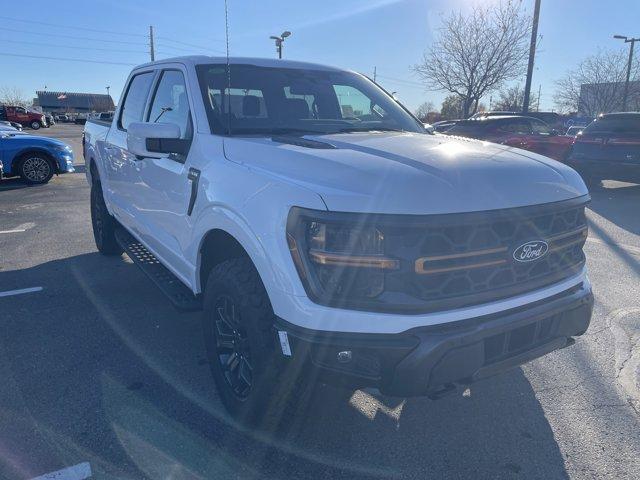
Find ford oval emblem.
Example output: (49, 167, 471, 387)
(513, 240, 549, 263)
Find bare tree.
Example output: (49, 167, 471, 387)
(414, 101, 435, 121)
(554, 49, 640, 116)
(0, 86, 30, 107)
(493, 83, 538, 111)
(413, 1, 532, 118)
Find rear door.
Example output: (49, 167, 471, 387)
(526, 118, 573, 160)
(485, 118, 532, 147)
(104, 69, 157, 227)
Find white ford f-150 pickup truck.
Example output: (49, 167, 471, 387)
(84, 56, 593, 424)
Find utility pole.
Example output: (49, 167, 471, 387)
(522, 0, 541, 113)
(537, 84, 542, 111)
(149, 25, 155, 62)
(613, 35, 639, 111)
(373, 66, 377, 82)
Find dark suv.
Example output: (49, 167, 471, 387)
(566, 113, 640, 185)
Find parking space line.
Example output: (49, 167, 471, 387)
(0, 287, 43, 298)
(30, 462, 92, 480)
(0, 229, 26, 234)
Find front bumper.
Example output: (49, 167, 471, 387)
(55, 153, 75, 173)
(275, 282, 593, 397)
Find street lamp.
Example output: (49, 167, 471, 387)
(613, 34, 640, 111)
(106, 86, 110, 97)
(270, 31, 291, 59)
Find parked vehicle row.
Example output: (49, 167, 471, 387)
(84, 56, 593, 425)
(444, 115, 575, 160)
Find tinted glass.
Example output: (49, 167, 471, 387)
(148, 70, 192, 139)
(119, 71, 154, 131)
(584, 116, 640, 135)
(497, 119, 532, 134)
(443, 121, 486, 136)
(530, 119, 552, 135)
(196, 64, 424, 135)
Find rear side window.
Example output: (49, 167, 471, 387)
(584, 116, 640, 135)
(119, 71, 154, 131)
(497, 120, 532, 134)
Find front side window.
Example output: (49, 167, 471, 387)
(147, 70, 192, 139)
(196, 64, 424, 135)
(119, 71, 154, 131)
(530, 119, 552, 135)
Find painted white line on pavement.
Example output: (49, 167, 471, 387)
(0, 229, 26, 234)
(0, 287, 43, 298)
(30, 462, 92, 480)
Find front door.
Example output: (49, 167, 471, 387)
(126, 68, 196, 281)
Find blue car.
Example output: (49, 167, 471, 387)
(0, 131, 74, 184)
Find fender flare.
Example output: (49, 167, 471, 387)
(191, 205, 289, 304)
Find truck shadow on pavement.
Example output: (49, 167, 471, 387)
(588, 182, 640, 236)
(0, 252, 570, 479)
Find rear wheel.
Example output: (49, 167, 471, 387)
(19, 154, 54, 185)
(30, 120, 42, 130)
(91, 180, 123, 255)
(202, 258, 310, 427)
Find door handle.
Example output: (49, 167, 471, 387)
(187, 168, 201, 216)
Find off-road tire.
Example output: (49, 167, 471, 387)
(90, 180, 123, 255)
(202, 257, 311, 428)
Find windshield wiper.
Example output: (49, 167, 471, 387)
(335, 126, 405, 133)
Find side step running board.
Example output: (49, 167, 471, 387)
(115, 228, 202, 312)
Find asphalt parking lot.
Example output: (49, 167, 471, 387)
(1, 123, 640, 479)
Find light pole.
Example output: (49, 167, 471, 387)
(270, 31, 291, 59)
(613, 35, 640, 111)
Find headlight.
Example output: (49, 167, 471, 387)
(286, 207, 399, 307)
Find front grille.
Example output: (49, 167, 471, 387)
(381, 197, 588, 312)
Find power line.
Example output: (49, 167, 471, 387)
(376, 74, 424, 87)
(1, 26, 146, 46)
(0, 38, 148, 55)
(0, 51, 137, 66)
(155, 43, 226, 55)
(156, 36, 225, 50)
(0, 14, 148, 37)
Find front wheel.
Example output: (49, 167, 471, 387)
(20, 154, 54, 185)
(202, 258, 310, 427)
(30, 120, 42, 130)
(91, 182, 123, 255)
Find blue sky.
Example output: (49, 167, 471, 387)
(1, 0, 639, 112)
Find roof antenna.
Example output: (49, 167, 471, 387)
(224, 0, 232, 136)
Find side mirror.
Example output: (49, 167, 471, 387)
(127, 122, 188, 158)
(423, 123, 435, 134)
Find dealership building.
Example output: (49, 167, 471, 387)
(33, 91, 115, 114)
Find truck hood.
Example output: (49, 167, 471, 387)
(223, 132, 588, 215)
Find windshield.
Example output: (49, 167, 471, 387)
(196, 64, 425, 136)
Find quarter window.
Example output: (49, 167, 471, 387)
(118, 71, 154, 131)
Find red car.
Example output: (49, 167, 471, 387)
(0, 105, 48, 130)
(444, 115, 574, 161)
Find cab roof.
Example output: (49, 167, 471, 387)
(135, 56, 350, 73)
